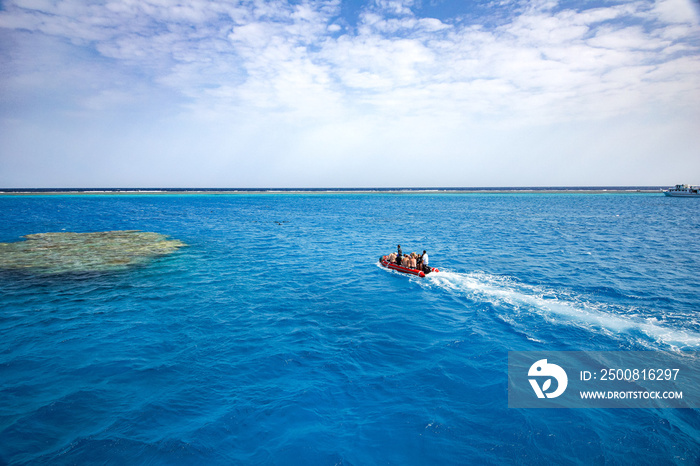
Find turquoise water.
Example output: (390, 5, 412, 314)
(1, 192, 699, 464)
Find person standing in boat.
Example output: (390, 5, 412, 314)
(396, 244, 403, 265)
(421, 250, 429, 273)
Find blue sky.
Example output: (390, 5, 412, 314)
(1, 0, 699, 188)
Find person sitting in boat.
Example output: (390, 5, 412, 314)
(409, 253, 417, 269)
(387, 252, 396, 263)
(396, 244, 403, 265)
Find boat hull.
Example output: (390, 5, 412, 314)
(379, 258, 438, 277)
(664, 192, 700, 197)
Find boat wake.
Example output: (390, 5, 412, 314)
(422, 270, 700, 350)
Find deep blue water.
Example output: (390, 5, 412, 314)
(1, 193, 699, 464)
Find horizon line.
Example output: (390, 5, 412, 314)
(0, 186, 670, 194)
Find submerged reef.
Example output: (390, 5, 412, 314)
(0, 230, 186, 275)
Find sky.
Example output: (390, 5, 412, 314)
(0, 0, 699, 188)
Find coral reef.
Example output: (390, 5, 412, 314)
(0, 230, 186, 274)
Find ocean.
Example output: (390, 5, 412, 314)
(0, 191, 698, 464)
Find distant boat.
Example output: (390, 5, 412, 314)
(664, 184, 700, 197)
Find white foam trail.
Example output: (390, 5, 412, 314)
(425, 271, 700, 349)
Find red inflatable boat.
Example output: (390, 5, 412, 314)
(379, 256, 439, 278)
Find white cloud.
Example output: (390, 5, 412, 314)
(652, 0, 700, 25)
(588, 25, 669, 50)
(1, 0, 699, 187)
(2, 0, 698, 123)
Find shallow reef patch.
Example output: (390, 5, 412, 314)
(0, 230, 187, 275)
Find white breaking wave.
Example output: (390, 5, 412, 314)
(424, 271, 700, 349)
